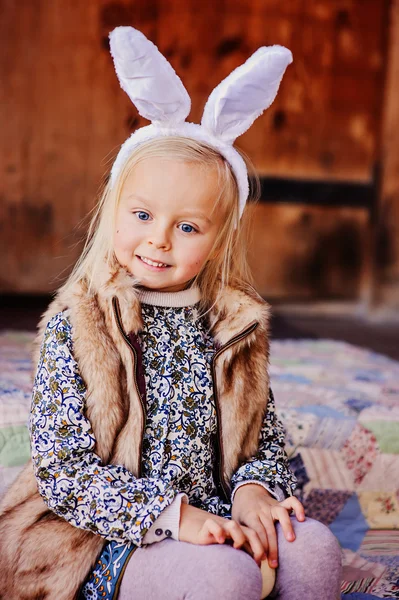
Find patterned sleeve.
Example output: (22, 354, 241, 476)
(230, 389, 297, 499)
(29, 311, 179, 546)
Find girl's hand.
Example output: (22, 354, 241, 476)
(231, 484, 305, 569)
(178, 503, 267, 565)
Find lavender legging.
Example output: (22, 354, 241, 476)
(118, 517, 342, 600)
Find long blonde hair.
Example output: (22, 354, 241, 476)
(60, 136, 260, 312)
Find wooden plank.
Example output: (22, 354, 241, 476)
(135, 0, 388, 182)
(3, 3, 94, 291)
(0, 0, 132, 292)
(374, 0, 399, 312)
(247, 203, 370, 300)
(204, 0, 387, 182)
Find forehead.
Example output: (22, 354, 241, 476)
(121, 157, 220, 213)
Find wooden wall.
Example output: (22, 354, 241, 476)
(248, 203, 370, 301)
(376, 0, 399, 313)
(0, 0, 398, 314)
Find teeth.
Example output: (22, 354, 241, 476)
(140, 256, 168, 268)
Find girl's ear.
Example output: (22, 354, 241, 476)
(201, 46, 293, 145)
(109, 27, 191, 127)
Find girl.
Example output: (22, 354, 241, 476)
(0, 27, 342, 600)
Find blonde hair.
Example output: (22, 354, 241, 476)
(60, 136, 260, 312)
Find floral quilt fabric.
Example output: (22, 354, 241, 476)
(0, 332, 398, 598)
(270, 339, 399, 599)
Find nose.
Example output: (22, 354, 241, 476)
(147, 224, 171, 251)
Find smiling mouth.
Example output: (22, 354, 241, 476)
(137, 255, 171, 268)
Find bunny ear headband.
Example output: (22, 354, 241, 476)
(109, 27, 293, 219)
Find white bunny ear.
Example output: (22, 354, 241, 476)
(201, 46, 293, 144)
(109, 27, 191, 127)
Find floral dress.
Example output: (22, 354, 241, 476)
(138, 301, 229, 513)
(81, 295, 232, 598)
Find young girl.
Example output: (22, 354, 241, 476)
(0, 27, 342, 600)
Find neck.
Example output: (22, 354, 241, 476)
(136, 285, 201, 307)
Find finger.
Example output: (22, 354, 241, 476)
(242, 516, 269, 553)
(224, 520, 247, 549)
(259, 516, 279, 568)
(243, 527, 267, 565)
(281, 497, 306, 522)
(272, 506, 296, 543)
(203, 520, 226, 545)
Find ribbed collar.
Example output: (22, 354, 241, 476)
(136, 285, 201, 307)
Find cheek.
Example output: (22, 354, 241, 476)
(114, 225, 139, 256)
(181, 241, 213, 270)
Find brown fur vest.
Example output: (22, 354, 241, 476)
(0, 264, 270, 600)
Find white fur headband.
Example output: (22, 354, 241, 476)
(109, 27, 293, 219)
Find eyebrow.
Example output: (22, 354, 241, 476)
(127, 194, 213, 225)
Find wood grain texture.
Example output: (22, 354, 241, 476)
(0, 0, 389, 297)
(247, 203, 369, 300)
(374, 0, 399, 312)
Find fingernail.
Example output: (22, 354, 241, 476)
(271, 560, 278, 568)
(288, 533, 295, 541)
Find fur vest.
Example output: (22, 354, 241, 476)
(0, 264, 270, 600)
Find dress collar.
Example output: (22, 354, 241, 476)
(136, 285, 201, 307)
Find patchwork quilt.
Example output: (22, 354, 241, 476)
(271, 339, 399, 599)
(0, 331, 398, 598)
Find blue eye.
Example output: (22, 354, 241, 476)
(136, 211, 150, 221)
(180, 223, 196, 233)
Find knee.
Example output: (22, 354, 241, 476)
(290, 518, 342, 571)
(272, 519, 342, 600)
(197, 545, 262, 600)
(222, 547, 263, 598)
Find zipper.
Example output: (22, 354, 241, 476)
(112, 296, 146, 478)
(211, 320, 259, 501)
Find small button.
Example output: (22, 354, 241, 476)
(155, 528, 163, 536)
(165, 529, 172, 538)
